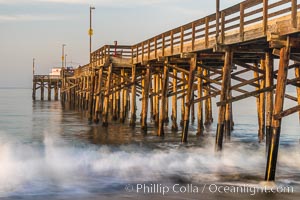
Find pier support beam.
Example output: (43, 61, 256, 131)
(182, 54, 197, 143)
(94, 67, 103, 123)
(180, 72, 186, 127)
(204, 69, 213, 125)
(171, 69, 178, 131)
(197, 66, 204, 135)
(88, 68, 96, 123)
(259, 58, 266, 142)
(224, 81, 232, 141)
(154, 73, 160, 126)
(215, 48, 232, 151)
(120, 69, 126, 123)
(265, 52, 274, 149)
(265, 40, 290, 181)
(130, 65, 137, 127)
(141, 65, 151, 132)
(41, 79, 44, 101)
(54, 82, 59, 101)
(48, 81, 52, 101)
(295, 63, 300, 123)
(158, 59, 169, 136)
(32, 81, 36, 100)
(102, 64, 112, 127)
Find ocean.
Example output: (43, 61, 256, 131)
(0, 88, 299, 199)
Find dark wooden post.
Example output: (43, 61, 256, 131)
(265, 52, 274, 150)
(265, 39, 290, 181)
(295, 63, 300, 122)
(154, 73, 160, 126)
(41, 79, 44, 101)
(224, 79, 232, 141)
(180, 72, 186, 127)
(102, 64, 112, 127)
(158, 60, 169, 136)
(182, 54, 197, 143)
(32, 80, 36, 100)
(172, 68, 178, 131)
(141, 65, 151, 132)
(215, 48, 232, 151)
(54, 82, 58, 101)
(48, 80, 52, 101)
(130, 65, 137, 126)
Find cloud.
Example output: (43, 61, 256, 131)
(0, 14, 67, 22)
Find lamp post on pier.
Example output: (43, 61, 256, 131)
(62, 44, 66, 69)
(89, 5, 95, 63)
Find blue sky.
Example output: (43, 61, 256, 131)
(0, 0, 240, 88)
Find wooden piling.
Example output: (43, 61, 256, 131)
(130, 65, 137, 127)
(48, 81, 52, 101)
(259, 58, 266, 142)
(182, 54, 197, 143)
(215, 48, 232, 151)
(295, 63, 300, 123)
(54, 82, 59, 101)
(154, 73, 160, 126)
(41, 79, 44, 101)
(141, 65, 151, 132)
(204, 69, 213, 125)
(197, 66, 204, 135)
(180, 72, 186, 127)
(120, 69, 126, 123)
(171, 68, 178, 131)
(265, 52, 274, 149)
(88, 68, 96, 123)
(32, 81, 36, 100)
(265, 39, 290, 181)
(102, 64, 112, 127)
(224, 80, 232, 141)
(158, 60, 169, 136)
(94, 67, 103, 123)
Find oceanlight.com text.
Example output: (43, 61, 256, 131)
(125, 183, 294, 196)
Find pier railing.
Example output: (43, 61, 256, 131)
(131, 0, 299, 63)
(91, 45, 132, 66)
(34, 75, 61, 80)
(77, 0, 299, 75)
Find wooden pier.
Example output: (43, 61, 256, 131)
(32, 75, 61, 101)
(34, 0, 300, 182)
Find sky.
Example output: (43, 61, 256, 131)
(0, 0, 241, 88)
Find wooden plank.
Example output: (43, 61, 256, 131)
(240, 3, 245, 41)
(205, 17, 209, 48)
(273, 105, 300, 120)
(234, 61, 265, 74)
(263, 0, 268, 35)
(291, 0, 297, 28)
(217, 85, 276, 107)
